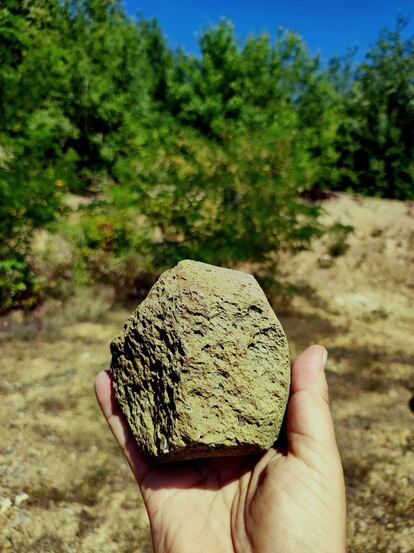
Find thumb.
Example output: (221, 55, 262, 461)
(287, 345, 340, 465)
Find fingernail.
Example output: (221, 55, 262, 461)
(322, 347, 328, 369)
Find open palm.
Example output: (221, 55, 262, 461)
(95, 346, 346, 553)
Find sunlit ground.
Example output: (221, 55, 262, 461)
(1, 194, 413, 553)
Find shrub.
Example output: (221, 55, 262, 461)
(0, 148, 66, 313)
(139, 129, 323, 268)
(0, 257, 38, 312)
(74, 123, 324, 297)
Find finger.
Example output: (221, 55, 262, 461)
(287, 345, 339, 464)
(95, 370, 151, 484)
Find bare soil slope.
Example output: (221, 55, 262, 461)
(0, 194, 413, 552)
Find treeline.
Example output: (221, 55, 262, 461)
(1, 0, 413, 312)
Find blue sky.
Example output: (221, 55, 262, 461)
(124, 1, 413, 62)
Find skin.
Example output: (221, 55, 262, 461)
(95, 345, 347, 553)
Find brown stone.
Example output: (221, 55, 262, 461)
(110, 260, 290, 462)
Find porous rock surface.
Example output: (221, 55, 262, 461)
(110, 260, 290, 462)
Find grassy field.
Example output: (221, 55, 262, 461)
(0, 194, 413, 553)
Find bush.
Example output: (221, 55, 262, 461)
(139, 129, 323, 267)
(76, 206, 156, 300)
(0, 148, 66, 313)
(73, 123, 324, 297)
(0, 257, 38, 312)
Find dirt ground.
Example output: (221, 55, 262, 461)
(0, 193, 413, 552)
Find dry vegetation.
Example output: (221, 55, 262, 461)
(0, 194, 413, 553)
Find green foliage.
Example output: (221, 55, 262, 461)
(0, 257, 38, 312)
(326, 223, 353, 258)
(1, 1, 413, 313)
(335, 17, 414, 199)
(57, 4, 158, 188)
(110, 123, 322, 265)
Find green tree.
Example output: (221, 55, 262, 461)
(0, 0, 73, 310)
(55, 19, 331, 300)
(57, 2, 157, 190)
(0, 0, 166, 310)
(335, 17, 414, 199)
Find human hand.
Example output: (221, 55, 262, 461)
(95, 345, 346, 553)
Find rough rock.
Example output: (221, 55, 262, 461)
(110, 260, 290, 462)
